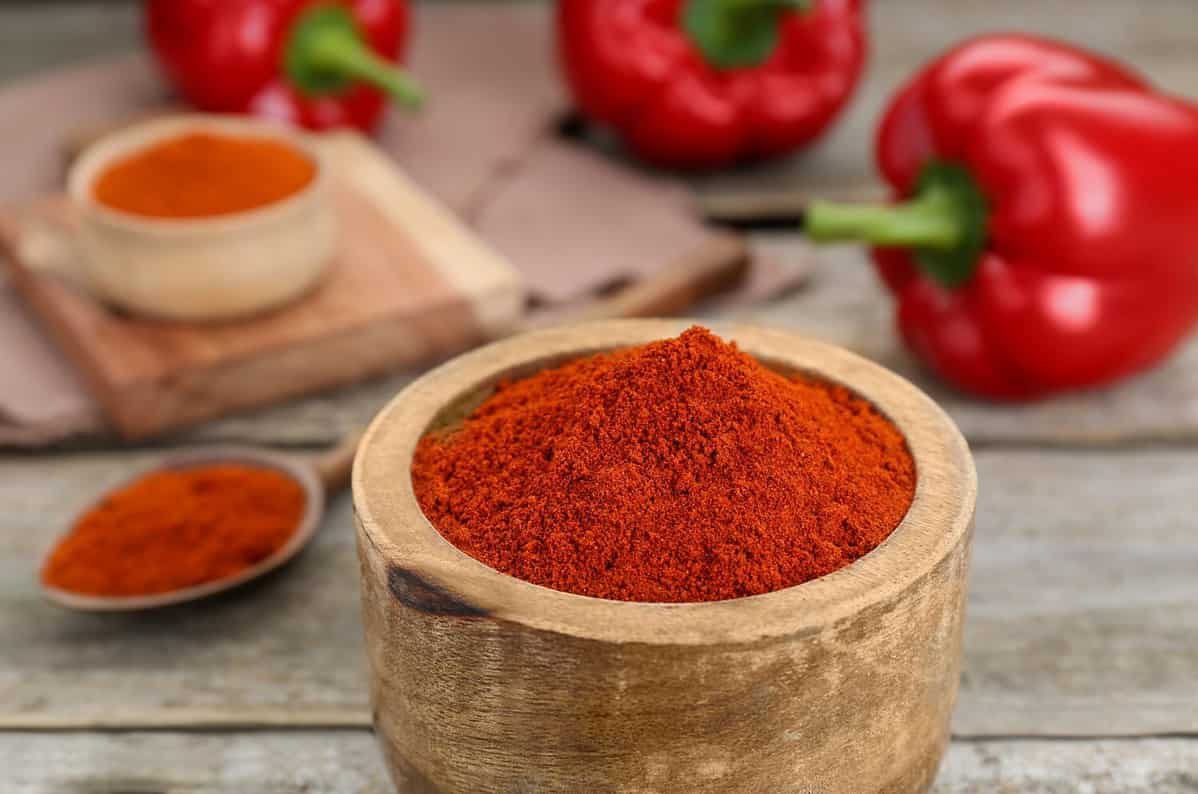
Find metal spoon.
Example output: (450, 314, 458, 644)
(39, 432, 361, 612)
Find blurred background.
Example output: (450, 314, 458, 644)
(3, 1, 1195, 192)
(3, 1, 1197, 791)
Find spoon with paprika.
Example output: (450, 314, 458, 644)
(39, 431, 361, 612)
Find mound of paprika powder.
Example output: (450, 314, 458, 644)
(41, 464, 305, 597)
(93, 131, 316, 219)
(412, 327, 915, 603)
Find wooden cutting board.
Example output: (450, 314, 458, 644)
(0, 132, 525, 439)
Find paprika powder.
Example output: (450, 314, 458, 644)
(93, 131, 316, 219)
(41, 464, 306, 597)
(412, 327, 915, 603)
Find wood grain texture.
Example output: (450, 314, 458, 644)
(3, 445, 1195, 736)
(353, 321, 976, 793)
(0, 450, 371, 730)
(0, 132, 523, 438)
(3, 2, 1198, 447)
(4, 731, 392, 794)
(717, 245, 1198, 446)
(5, 732, 1197, 793)
(171, 243, 1198, 448)
(957, 449, 1198, 737)
(2, 2, 1198, 788)
(0, 3, 139, 83)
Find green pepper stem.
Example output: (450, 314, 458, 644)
(720, 0, 809, 10)
(684, 0, 810, 70)
(305, 27, 424, 109)
(803, 162, 989, 289)
(804, 186, 965, 250)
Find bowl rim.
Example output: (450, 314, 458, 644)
(68, 113, 327, 236)
(353, 319, 977, 646)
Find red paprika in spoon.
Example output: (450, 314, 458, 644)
(804, 35, 1198, 399)
(42, 465, 305, 597)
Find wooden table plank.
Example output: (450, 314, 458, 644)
(3, 447, 1196, 735)
(0, 1, 1194, 789)
(2, 2, 1198, 448)
(726, 246, 1198, 447)
(173, 245, 1198, 448)
(4, 731, 1197, 793)
(169, 0, 1198, 449)
(958, 449, 1198, 736)
(0, 3, 138, 84)
(5, 731, 392, 794)
(0, 450, 371, 730)
(936, 739, 1198, 793)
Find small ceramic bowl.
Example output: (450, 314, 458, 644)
(67, 114, 337, 322)
(354, 319, 977, 794)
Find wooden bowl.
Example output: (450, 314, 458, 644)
(67, 114, 336, 322)
(354, 320, 977, 794)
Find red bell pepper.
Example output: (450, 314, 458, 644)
(145, 0, 422, 133)
(804, 34, 1198, 399)
(557, 0, 866, 169)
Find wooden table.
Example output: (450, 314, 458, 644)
(4, 2, 1197, 791)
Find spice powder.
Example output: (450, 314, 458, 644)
(93, 131, 316, 219)
(41, 464, 305, 597)
(412, 327, 916, 603)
